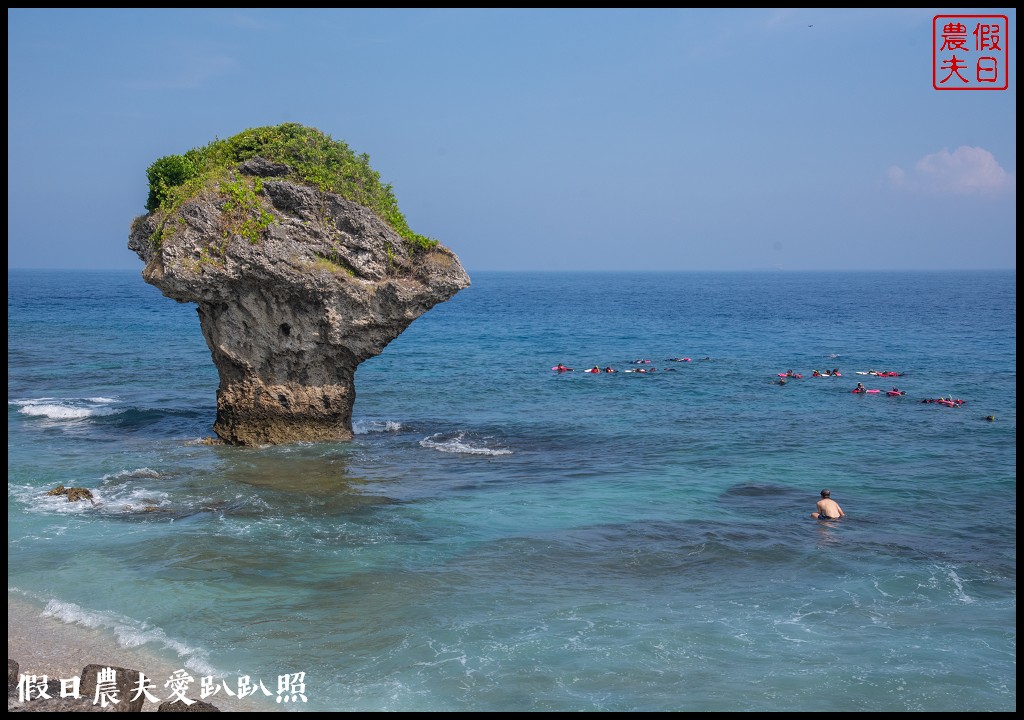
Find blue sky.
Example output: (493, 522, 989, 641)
(7, 8, 1017, 272)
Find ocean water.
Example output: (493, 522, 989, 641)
(7, 268, 1016, 712)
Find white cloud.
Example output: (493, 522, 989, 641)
(888, 146, 1015, 195)
(886, 165, 907, 188)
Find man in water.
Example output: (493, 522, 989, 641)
(810, 489, 845, 520)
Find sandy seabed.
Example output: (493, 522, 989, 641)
(8, 594, 284, 712)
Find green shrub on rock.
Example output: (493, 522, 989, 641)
(144, 123, 438, 252)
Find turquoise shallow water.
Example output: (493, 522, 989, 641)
(7, 269, 1016, 711)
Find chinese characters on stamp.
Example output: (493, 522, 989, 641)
(934, 14, 1009, 90)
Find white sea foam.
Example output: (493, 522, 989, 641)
(354, 419, 404, 434)
(12, 397, 122, 420)
(14, 486, 99, 515)
(40, 598, 220, 677)
(419, 432, 513, 456)
(100, 468, 161, 483)
(945, 566, 974, 604)
(12, 479, 169, 516)
(114, 487, 171, 509)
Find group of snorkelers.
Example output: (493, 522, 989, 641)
(555, 360, 975, 411)
(587, 365, 667, 374)
(553, 357, 712, 375)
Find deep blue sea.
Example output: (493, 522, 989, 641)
(8, 269, 1016, 711)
